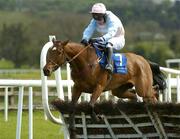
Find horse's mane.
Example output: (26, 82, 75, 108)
(66, 42, 96, 58)
(67, 42, 85, 52)
(65, 42, 97, 69)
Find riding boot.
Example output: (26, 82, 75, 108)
(105, 45, 113, 73)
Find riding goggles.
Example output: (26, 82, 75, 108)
(92, 13, 105, 21)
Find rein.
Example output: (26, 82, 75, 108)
(49, 44, 92, 68)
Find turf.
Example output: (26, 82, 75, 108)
(0, 110, 64, 139)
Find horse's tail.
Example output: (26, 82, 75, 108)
(148, 61, 167, 93)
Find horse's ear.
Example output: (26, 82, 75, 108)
(62, 40, 69, 46)
(52, 38, 56, 44)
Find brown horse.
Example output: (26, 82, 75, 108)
(43, 39, 166, 132)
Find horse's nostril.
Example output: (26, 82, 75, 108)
(43, 68, 50, 76)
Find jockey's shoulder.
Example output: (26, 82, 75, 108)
(106, 11, 121, 23)
(105, 11, 113, 16)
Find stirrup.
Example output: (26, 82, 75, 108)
(105, 64, 113, 73)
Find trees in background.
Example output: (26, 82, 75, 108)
(0, 0, 179, 68)
(0, 23, 29, 67)
(169, 32, 180, 58)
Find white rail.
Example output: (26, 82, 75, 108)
(166, 58, 180, 68)
(160, 67, 180, 102)
(0, 80, 73, 139)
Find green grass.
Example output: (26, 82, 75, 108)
(0, 69, 68, 79)
(0, 110, 64, 139)
(0, 70, 41, 79)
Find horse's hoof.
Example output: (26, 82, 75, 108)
(69, 124, 76, 132)
(68, 126, 77, 139)
(91, 112, 103, 123)
(70, 130, 77, 139)
(97, 114, 104, 121)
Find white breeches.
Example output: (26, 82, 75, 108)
(107, 36, 125, 50)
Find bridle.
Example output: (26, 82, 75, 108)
(49, 59, 59, 67)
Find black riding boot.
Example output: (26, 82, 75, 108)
(105, 46, 113, 73)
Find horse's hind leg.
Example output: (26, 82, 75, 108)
(112, 83, 138, 101)
(134, 77, 157, 103)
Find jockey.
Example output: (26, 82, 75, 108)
(81, 3, 125, 73)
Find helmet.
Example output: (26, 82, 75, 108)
(90, 3, 106, 14)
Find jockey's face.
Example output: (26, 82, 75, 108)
(92, 13, 105, 25)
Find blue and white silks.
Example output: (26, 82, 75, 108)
(95, 47, 127, 74)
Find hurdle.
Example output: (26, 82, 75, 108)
(51, 99, 180, 139)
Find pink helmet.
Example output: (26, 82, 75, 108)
(90, 3, 106, 14)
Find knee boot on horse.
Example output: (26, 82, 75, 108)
(105, 43, 113, 73)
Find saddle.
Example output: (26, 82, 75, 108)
(90, 40, 127, 74)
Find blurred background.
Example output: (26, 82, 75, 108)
(0, 0, 179, 69)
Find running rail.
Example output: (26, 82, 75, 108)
(160, 67, 180, 102)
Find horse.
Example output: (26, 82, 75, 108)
(43, 39, 166, 135)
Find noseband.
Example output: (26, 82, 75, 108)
(49, 59, 59, 67)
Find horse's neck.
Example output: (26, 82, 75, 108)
(65, 42, 84, 59)
(65, 43, 97, 72)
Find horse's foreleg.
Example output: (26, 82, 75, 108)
(69, 86, 82, 137)
(89, 72, 109, 122)
(90, 84, 106, 123)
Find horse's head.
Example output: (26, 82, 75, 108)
(43, 39, 69, 76)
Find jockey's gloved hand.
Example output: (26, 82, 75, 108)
(80, 39, 89, 46)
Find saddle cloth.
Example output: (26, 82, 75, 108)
(95, 47, 127, 74)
